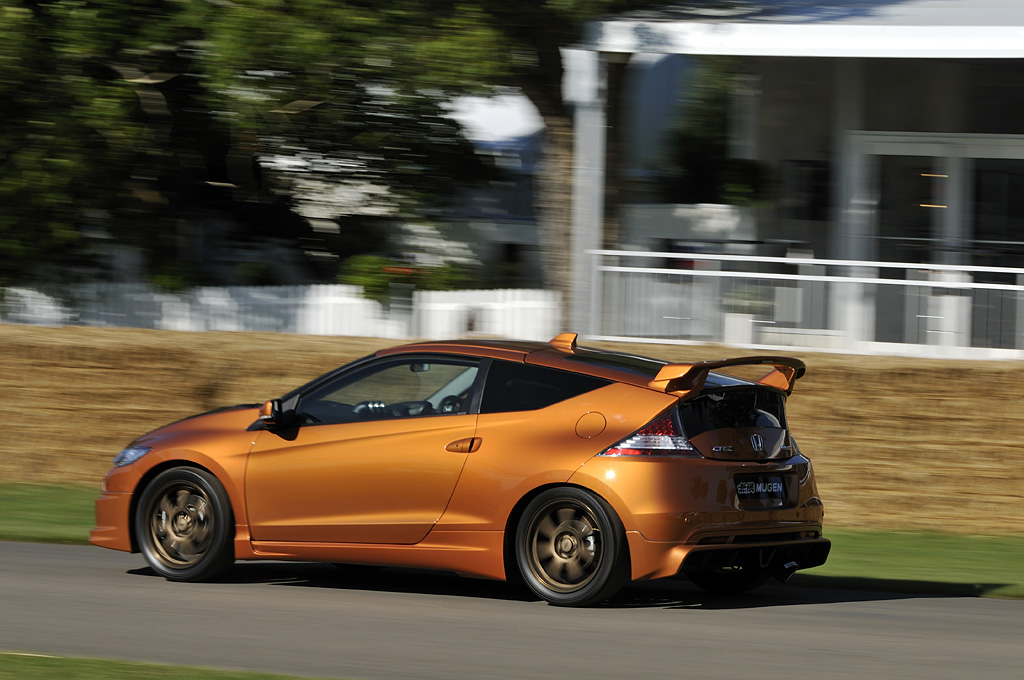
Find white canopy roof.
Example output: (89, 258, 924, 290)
(583, 1, 1024, 58)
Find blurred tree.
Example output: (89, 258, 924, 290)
(0, 0, 491, 288)
(1, 0, 747, 298)
(387, 0, 678, 300)
(339, 254, 485, 306)
(355, 1, 737, 297)
(0, 0, 153, 284)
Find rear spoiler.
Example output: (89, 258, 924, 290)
(648, 356, 806, 398)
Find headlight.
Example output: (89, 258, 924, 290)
(112, 445, 152, 467)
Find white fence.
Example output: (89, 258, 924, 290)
(414, 289, 562, 341)
(10, 255, 1024, 358)
(589, 249, 1024, 359)
(1, 284, 562, 342)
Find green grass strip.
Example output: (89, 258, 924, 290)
(793, 528, 1024, 599)
(0, 653, 329, 679)
(0, 483, 96, 544)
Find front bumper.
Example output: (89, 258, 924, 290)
(89, 490, 134, 552)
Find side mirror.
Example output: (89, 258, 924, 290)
(259, 394, 300, 427)
(259, 400, 279, 425)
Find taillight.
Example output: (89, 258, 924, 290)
(598, 410, 698, 457)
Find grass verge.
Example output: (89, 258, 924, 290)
(792, 529, 1024, 599)
(0, 653, 326, 679)
(3, 483, 1022, 599)
(0, 483, 97, 544)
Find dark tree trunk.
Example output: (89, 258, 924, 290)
(533, 113, 575, 316)
(516, 42, 577, 325)
(516, 46, 629, 325)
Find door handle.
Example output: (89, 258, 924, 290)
(445, 437, 481, 453)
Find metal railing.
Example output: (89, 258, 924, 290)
(588, 249, 1024, 358)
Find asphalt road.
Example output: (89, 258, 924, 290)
(2, 542, 1023, 680)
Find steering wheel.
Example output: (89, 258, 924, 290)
(438, 395, 462, 414)
(352, 400, 388, 418)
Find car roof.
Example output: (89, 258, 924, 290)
(376, 335, 745, 390)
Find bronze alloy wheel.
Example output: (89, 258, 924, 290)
(135, 467, 234, 582)
(516, 487, 628, 607)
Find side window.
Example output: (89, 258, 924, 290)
(299, 357, 480, 425)
(480, 360, 610, 414)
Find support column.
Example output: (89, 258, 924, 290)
(938, 155, 970, 266)
(565, 49, 608, 335)
(930, 155, 971, 347)
(832, 58, 867, 261)
(831, 59, 876, 347)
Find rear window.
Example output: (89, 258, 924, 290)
(481, 360, 610, 413)
(678, 389, 787, 437)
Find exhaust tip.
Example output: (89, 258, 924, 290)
(770, 560, 799, 583)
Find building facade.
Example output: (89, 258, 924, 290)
(567, 1, 1024, 353)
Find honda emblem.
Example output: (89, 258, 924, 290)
(750, 434, 764, 452)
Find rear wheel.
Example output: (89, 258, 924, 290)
(516, 488, 628, 607)
(135, 467, 234, 582)
(687, 565, 770, 594)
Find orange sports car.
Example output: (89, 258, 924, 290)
(91, 332, 829, 606)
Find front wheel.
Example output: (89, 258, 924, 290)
(515, 487, 628, 607)
(135, 467, 234, 582)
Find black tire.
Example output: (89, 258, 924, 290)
(687, 565, 770, 595)
(135, 467, 234, 582)
(515, 487, 629, 607)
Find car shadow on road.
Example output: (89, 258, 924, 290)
(130, 561, 535, 602)
(603, 575, 1003, 610)
(129, 561, 1006, 609)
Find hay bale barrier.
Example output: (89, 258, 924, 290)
(3, 325, 1022, 534)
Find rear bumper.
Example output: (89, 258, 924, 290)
(677, 537, 831, 577)
(626, 530, 830, 581)
(573, 452, 830, 582)
(89, 491, 134, 552)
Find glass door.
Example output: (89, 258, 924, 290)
(874, 156, 951, 343)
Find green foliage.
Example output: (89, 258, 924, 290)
(148, 261, 199, 294)
(339, 254, 485, 304)
(189, 0, 501, 216)
(0, 0, 701, 288)
(419, 262, 483, 291)
(0, 0, 496, 286)
(0, 0, 222, 284)
(235, 262, 281, 287)
(338, 255, 403, 304)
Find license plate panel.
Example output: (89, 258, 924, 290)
(734, 473, 788, 508)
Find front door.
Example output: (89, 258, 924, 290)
(245, 356, 481, 544)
